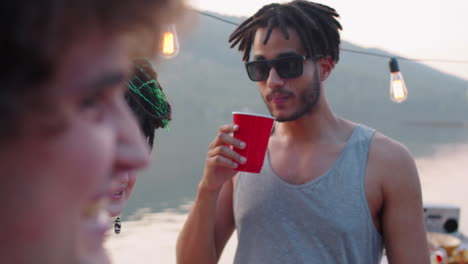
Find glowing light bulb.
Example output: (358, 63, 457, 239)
(160, 24, 179, 59)
(389, 58, 408, 103)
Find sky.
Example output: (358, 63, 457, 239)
(189, 0, 468, 82)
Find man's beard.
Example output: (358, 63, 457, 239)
(267, 75, 321, 123)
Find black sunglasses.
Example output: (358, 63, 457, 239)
(245, 55, 310, 82)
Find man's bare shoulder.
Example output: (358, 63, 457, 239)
(368, 131, 420, 188)
(369, 132, 413, 163)
(367, 132, 428, 263)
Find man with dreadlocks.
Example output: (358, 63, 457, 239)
(177, 1, 429, 264)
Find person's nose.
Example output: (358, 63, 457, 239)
(266, 66, 285, 90)
(113, 100, 150, 173)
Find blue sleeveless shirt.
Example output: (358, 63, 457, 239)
(233, 124, 383, 264)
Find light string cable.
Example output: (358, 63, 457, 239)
(191, 9, 468, 65)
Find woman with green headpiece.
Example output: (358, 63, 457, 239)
(108, 59, 172, 233)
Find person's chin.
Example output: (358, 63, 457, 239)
(108, 199, 125, 218)
(79, 197, 112, 264)
(268, 102, 291, 116)
(270, 110, 293, 122)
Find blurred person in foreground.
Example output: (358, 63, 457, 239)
(177, 1, 429, 263)
(0, 0, 183, 263)
(109, 59, 172, 233)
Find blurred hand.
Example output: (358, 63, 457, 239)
(200, 124, 246, 192)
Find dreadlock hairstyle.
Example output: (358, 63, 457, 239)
(126, 59, 172, 148)
(228, 0, 342, 63)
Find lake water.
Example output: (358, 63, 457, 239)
(105, 121, 468, 263)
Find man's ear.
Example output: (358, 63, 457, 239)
(319, 56, 335, 81)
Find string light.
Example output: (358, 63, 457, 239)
(389, 58, 408, 103)
(189, 9, 468, 103)
(191, 9, 468, 64)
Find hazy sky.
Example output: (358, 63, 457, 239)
(189, 0, 468, 81)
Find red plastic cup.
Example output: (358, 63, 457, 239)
(232, 112, 275, 173)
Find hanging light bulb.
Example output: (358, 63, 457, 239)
(389, 58, 408, 103)
(160, 24, 180, 59)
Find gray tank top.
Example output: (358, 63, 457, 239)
(233, 124, 383, 264)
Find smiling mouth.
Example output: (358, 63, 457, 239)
(112, 190, 124, 199)
(111, 184, 128, 199)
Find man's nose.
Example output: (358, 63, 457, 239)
(114, 101, 150, 172)
(266, 67, 285, 89)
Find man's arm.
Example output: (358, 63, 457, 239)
(176, 124, 245, 263)
(373, 135, 430, 263)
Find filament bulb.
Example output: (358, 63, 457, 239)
(160, 24, 179, 59)
(389, 58, 408, 103)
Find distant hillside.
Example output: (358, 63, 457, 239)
(155, 11, 467, 144)
(131, 12, 468, 212)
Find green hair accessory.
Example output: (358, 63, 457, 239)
(127, 58, 171, 131)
